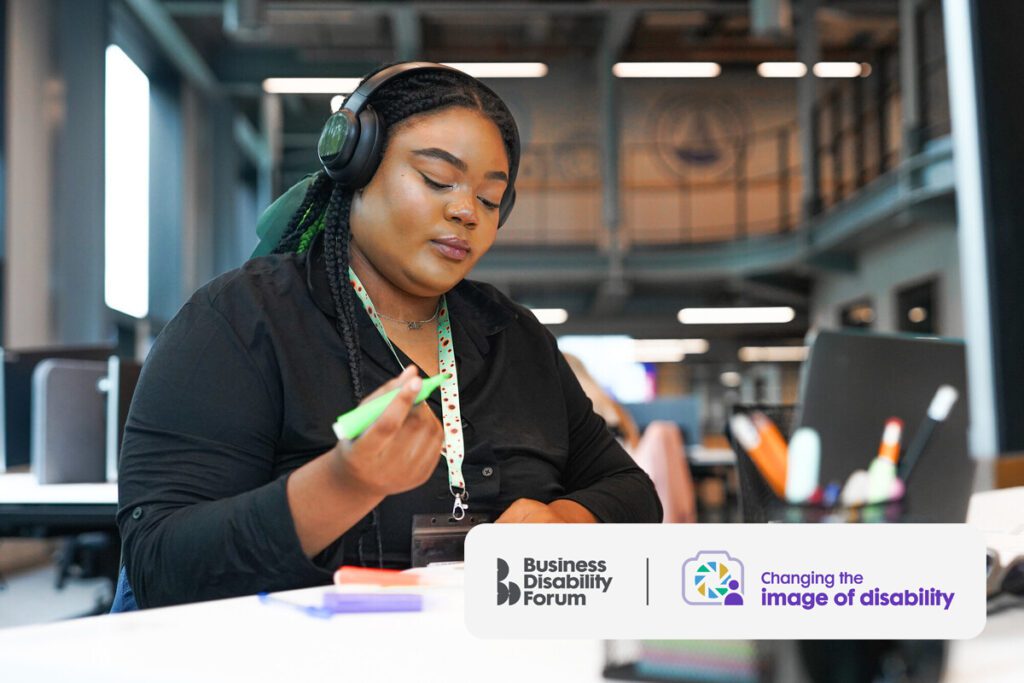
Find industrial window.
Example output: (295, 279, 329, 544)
(104, 44, 149, 319)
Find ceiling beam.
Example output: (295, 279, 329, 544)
(123, 0, 221, 97)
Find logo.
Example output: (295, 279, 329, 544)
(683, 550, 745, 606)
(497, 558, 521, 605)
(649, 94, 750, 180)
(496, 556, 612, 607)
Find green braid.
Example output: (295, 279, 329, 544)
(296, 208, 326, 254)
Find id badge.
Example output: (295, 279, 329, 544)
(410, 513, 489, 568)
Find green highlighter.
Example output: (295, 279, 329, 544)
(332, 373, 451, 441)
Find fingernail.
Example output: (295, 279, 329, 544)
(406, 377, 422, 393)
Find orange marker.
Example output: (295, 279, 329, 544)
(333, 566, 422, 587)
(729, 412, 788, 497)
(876, 418, 903, 464)
(867, 418, 903, 504)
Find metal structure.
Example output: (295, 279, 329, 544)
(116, 0, 950, 339)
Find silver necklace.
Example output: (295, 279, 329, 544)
(375, 302, 441, 330)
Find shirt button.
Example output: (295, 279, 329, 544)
(482, 467, 494, 477)
(131, 507, 143, 520)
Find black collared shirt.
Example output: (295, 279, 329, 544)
(117, 234, 662, 608)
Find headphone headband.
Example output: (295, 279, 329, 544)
(340, 62, 462, 119)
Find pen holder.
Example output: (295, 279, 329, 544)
(728, 404, 906, 524)
(726, 407, 942, 683)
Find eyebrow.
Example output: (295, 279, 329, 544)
(412, 147, 509, 182)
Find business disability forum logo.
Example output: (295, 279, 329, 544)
(682, 550, 745, 606)
(496, 557, 613, 607)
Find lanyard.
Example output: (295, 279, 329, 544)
(347, 267, 469, 519)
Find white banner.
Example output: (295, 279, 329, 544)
(464, 524, 986, 639)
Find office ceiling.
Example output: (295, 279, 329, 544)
(154, 0, 901, 343)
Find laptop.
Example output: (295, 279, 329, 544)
(795, 330, 974, 523)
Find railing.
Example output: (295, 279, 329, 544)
(501, 33, 951, 249)
(814, 47, 902, 213)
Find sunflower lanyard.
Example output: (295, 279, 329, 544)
(347, 267, 469, 520)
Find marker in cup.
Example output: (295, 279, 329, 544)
(867, 418, 903, 504)
(785, 427, 821, 504)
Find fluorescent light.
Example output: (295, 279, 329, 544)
(330, 95, 345, 113)
(612, 62, 721, 78)
(269, 63, 549, 98)
(757, 62, 808, 78)
(677, 307, 796, 325)
(262, 77, 362, 94)
(631, 339, 710, 363)
(812, 62, 864, 78)
(532, 308, 569, 325)
(442, 62, 548, 78)
(738, 346, 809, 362)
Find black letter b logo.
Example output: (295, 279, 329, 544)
(497, 558, 521, 606)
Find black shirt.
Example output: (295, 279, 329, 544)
(117, 233, 662, 608)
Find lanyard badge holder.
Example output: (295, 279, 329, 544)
(348, 268, 471, 520)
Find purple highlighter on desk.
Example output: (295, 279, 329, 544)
(258, 591, 423, 618)
(322, 592, 423, 614)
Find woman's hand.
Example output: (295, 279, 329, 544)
(495, 498, 598, 523)
(327, 365, 444, 498)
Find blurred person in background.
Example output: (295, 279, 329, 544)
(564, 353, 696, 523)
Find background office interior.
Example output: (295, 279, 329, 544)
(0, 0, 1019, 627)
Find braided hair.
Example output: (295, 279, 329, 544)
(270, 65, 518, 566)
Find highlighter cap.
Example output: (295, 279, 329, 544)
(729, 413, 760, 451)
(928, 385, 959, 421)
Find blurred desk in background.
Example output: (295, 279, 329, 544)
(688, 439, 738, 522)
(0, 473, 117, 535)
(687, 445, 736, 467)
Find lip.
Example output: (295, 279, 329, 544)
(430, 237, 471, 261)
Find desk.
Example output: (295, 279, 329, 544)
(1, 489, 1021, 682)
(0, 578, 1020, 682)
(0, 582, 605, 683)
(687, 445, 736, 467)
(0, 473, 117, 535)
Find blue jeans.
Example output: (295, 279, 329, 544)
(109, 566, 139, 612)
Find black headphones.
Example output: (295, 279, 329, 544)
(317, 61, 519, 228)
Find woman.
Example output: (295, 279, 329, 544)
(114, 62, 661, 610)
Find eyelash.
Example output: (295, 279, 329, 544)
(420, 173, 499, 211)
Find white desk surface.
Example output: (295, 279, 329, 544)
(0, 583, 604, 683)
(0, 473, 117, 505)
(0, 579, 1021, 682)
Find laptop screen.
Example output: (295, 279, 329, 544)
(796, 331, 974, 522)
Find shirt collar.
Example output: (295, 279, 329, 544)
(304, 231, 517, 367)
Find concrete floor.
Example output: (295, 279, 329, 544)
(0, 562, 113, 630)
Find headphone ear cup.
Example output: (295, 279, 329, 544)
(498, 187, 516, 229)
(318, 109, 359, 181)
(333, 105, 384, 189)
